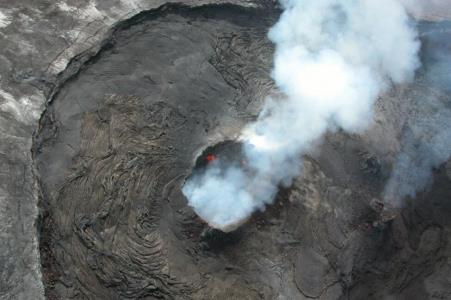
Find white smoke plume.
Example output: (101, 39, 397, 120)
(383, 22, 451, 206)
(183, 0, 420, 231)
(383, 98, 451, 205)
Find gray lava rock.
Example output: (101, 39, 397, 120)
(0, 1, 267, 300)
(294, 248, 338, 298)
(1, 1, 451, 299)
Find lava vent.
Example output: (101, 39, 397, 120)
(183, 140, 252, 232)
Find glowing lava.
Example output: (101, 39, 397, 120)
(206, 154, 217, 163)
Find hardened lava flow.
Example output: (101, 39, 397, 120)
(32, 3, 451, 300)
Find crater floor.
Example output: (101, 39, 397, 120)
(30, 3, 451, 300)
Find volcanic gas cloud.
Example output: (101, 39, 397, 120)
(183, 0, 423, 231)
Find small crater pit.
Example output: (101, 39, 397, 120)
(190, 140, 245, 177)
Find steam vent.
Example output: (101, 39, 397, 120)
(2, 1, 451, 299)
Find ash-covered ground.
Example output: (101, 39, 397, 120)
(30, 3, 451, 299)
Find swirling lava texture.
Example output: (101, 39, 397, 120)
(34, 4, 451, 300)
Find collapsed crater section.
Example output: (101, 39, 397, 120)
(191, 140, 244, 173)
(184, 139, 292, 232)
(184, 140, 256, 232)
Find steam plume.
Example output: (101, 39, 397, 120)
(183, 0, 420, 231)
(383, 23, 451, 205)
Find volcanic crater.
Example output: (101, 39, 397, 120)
(32, 3, 451, 300)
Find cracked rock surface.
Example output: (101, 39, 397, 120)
(1, 1, 451, 299)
